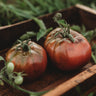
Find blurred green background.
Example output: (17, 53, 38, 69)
(0, 0, 96, 26)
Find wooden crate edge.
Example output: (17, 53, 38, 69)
(43, 64, 96, 96)
(75, 4, 96, 15)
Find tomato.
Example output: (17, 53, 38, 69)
(6, 40, 47, 79)
(44, 28, 91, 71)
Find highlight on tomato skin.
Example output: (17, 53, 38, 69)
(44, 28, 92, 71)
(6, 40, 47, 80)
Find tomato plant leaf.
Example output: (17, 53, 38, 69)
(37, 29, 46, 41)
(71, 25, 81, 32)
(0, 56, 5, 61)
(19, 32, 36, 41)
(19, 34, 29, 41)
(32, 17, 46, 31)
(0, 56, 6, 65)
(27, 32, 37, 37)
(37, 27, 52, 41)
(81, 25, 86, 34)
(23, 0, 39, 14)
(32, 17, 51, 41)
(57, 19, 67, 27)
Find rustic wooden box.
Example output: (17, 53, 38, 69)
(0, 4, 96, 96)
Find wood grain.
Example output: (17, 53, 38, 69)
(43, 65, 96, 96)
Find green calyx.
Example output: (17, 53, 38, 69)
(53, 13, 75, 43)
(16, 39, 31, 52)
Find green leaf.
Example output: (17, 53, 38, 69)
(58, 19, 67, 27)
(91, 52, 96, 64)
(37, 29, 46, 41)
(0, 56, 5, 61)
(81, 25, 86, 33)
(27, 32, 37, 37)
(19, 32, 36, 41)
(71, 25, 81, 32)
(19, 34, 29, 41)
(37, 27, 52, 41)
(32, 17, 53, 41)
(88, 92, 94, 96)
(0, 56, 6, 65)
(91, 3, 96, 10)
(23, 0, 39, 14)
(54, 0, 64, 10)
(46, 27, 53, 34)
(32, 17, 46, 30)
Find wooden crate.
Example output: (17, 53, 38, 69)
(0, 4, 96, 96)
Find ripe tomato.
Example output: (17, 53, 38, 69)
(6, 40, 47, 79)
(44, 28, 91, 71)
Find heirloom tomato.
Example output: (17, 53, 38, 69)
(6, 40, 47, 79)
(44, 28, 91, 71)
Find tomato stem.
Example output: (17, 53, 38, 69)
(53, 13, 75, 42)
(2, 75, 49, 96)
(22, 43, 29, 52)
(16, 39, 31, 52)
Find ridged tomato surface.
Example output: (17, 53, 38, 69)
(44, 28, 91, 71)
(6, 41, 47, 79)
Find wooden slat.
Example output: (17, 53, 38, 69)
(75, 4, 96, 15)
(0, 19, 32, 30)
(0, 4, 96, 30)
(43, 65, 96, 96)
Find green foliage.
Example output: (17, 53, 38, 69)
(71, 25, 96, 43)
(19, 32, 36, 41)
(17, 17, 53, 41)
(0, 56, 48, 95)
(88, 92, 94, 96)
(37, 27, 52, 41)
(0, 56, 5, 61)
(53, 13, 75, 42)
(71, 24, 96, 64)
(0, 0, 96, 26)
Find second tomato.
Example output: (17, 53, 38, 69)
(44, 28, 91, 71)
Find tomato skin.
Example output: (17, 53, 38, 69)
(6, 41, 47, 79)
(44, 28, 91, 71)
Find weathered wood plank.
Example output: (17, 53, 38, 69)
(43, 65, 96, 96)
